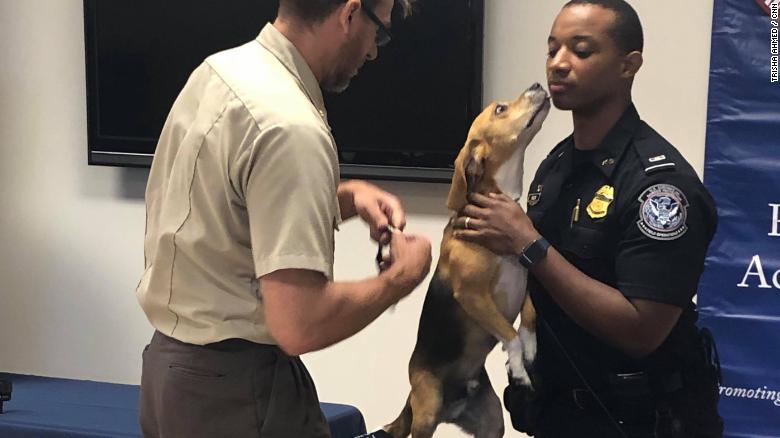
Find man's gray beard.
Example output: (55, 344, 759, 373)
(322, 74, 352, 94)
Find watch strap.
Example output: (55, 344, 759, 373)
(518, 237, 550, 268)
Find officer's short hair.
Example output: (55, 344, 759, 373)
(563, 0, 643, 54)
(279, 0, 415, 24)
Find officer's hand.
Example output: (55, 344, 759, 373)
(382, 230, 432, 298)
(454, 192, 540, 255)
(350, 181, 407, 244)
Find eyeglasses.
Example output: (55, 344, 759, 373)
(361, 2, 392, 47)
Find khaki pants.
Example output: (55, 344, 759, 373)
(139, 331, 330, 438)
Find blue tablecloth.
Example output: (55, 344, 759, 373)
(0, 373, 366, 437)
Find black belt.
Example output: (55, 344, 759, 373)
(154, 331, 276, 353)
(203, 337, 276, 352)
(557, 370, 684, 413)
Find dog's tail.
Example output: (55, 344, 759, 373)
(383, 395, 412, 438)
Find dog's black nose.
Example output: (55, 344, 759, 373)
(530, 82, 542, 91)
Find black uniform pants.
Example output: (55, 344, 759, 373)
(139, 331, 330, 438)
(533, 391, 722, 438)
(531, 395, 652, 438)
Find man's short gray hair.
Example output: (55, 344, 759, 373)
(279, 0, 416, 24)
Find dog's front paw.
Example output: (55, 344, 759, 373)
(504, 337, 533, 388)
(506, 355, 532, 388)
(519, 326, 537, 369)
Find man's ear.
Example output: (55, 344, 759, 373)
(446, 139, 485, 212)
(621, 51, 643, 79)
(336, 0, 362, 32)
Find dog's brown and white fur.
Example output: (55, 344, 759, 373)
(385, 84, 550, 438)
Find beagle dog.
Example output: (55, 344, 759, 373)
(384, 83, 550, 438)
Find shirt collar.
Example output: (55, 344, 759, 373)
(257, 23, 328, 119)
(586, 103, 641, 179)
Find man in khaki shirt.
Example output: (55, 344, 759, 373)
(138, 1, 431, 436)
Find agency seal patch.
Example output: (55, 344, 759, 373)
(637, 184, 689, 240)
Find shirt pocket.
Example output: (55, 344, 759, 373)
(560, 225, 610, 260)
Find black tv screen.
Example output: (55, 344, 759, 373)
(84, 0, 483, 182)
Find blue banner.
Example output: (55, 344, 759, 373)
(700, 0, 780, 436)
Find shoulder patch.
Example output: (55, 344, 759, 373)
(637, 184, 689, 240)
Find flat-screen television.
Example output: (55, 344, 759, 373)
(84, 0, 483, 182)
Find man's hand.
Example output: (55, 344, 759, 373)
(382, 230, 432, 296)
(339, 180, 406, 244)
(454, 192, 540, 255)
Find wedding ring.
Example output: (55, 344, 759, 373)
(465, 217, 471, 229)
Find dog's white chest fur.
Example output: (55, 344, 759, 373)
(491, 145, 529, 321)
(494, 256, 527, 321)
(493, 144, 526, 202)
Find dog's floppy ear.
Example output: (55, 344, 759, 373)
(447, 139, 486, 211)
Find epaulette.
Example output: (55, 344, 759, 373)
(534, 137, 571, 180)
(634, 135, 677, 175)
(547, 136, 571, 159)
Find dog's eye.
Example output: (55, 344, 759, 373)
(494, 104, 508, 116)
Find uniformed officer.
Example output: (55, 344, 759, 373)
(454, 1, 723, 436)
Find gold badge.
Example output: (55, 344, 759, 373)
(587, 185, 614, 219)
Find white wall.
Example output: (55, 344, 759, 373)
(0, 0, 712, 436)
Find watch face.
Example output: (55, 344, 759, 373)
(519, 238, 550, 268)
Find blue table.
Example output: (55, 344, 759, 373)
(0, 373, 366, 437)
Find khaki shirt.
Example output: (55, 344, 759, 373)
(137, 24, 341, 346)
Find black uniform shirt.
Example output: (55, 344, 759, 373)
(526, 105, 718, 394)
